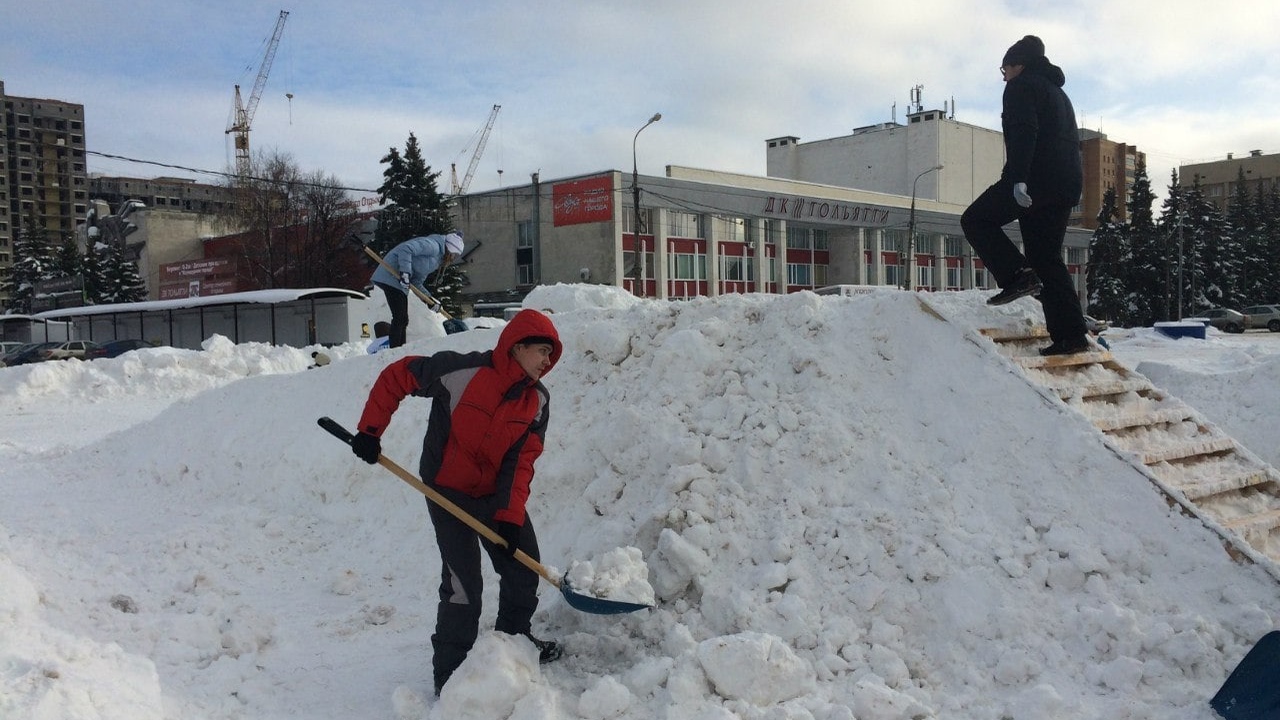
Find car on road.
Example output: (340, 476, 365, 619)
(41, 340, 101, 361)
(1242, 304, 1280, 332)
(0, 341, 60, 367)
(1193, 308, 1249, 334)
(85, 339, 156, 360)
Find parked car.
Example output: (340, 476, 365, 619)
(1194, 308, 1249, 334)
(85, 339, 156, 360)
(0, 341, 27, 358)
(0, 341, 60, 367)
(1242, 304, 1280, 332)
(41, 340, 101, 361)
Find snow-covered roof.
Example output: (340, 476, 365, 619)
(32, 288, 368, 319)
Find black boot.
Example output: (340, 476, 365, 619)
(987, 267, 1043, 306)
(1039, 337, 1091, 356)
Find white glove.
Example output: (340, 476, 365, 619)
(1013, 182, 1032, 208)
(399, 272, 412, 292)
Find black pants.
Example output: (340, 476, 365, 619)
(375, 282, 409, 348)
(961, 181, 1087, 344)
(425, 488, 541, 689)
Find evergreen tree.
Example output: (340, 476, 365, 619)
(98, 241, 147, 304)
(1154, 170, 1185, 322)
(373, 133, 452, 254)
(1263, 184, 1280, 303)
(1220, 168, 1254, 307)
(81, 241, 107, 304)
(1086, 188, 1132, 323)
(1228, 168, 1267, 305)
(1, 212, 57, 314)
(55, 235, 81, 278)
(1123, 159, 1161, 324)
(1174, 178, 1215, 317)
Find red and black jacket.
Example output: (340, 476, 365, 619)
(357, 309, 561, 525)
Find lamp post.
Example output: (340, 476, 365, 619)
(903, 164, 944, 290)
(632, 112, 662, 296)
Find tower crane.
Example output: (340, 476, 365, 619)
(450, 104, 501, 195)
(226, 9, 290, 180)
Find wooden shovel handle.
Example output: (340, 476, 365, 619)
(317, 417, 559, 588)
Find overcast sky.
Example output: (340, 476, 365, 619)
(4, 0, 1279, 206)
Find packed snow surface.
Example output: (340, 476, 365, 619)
(2, 285, 1278, 719)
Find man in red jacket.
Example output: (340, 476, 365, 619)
(349, 309, 563, 694)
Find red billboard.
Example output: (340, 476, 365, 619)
(553, 175, 613, 226)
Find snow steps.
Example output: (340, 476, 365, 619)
(980, 325, 1280, 575)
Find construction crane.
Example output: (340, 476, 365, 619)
(450, 104, 501, 195)
(226, 9, 290, 180)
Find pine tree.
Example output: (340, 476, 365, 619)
(98, 241, 147, 304)
(1220, 168, 1253, 307)
(1086, 188, 1132, 323)
(82, 241, 107, 304)
(373, 133, 452, 254)
(1155, 170, 1185, 322)
(1174, 178, 1214, 317)
(1123, 159, 1161, 324)
(1, 212, 57, 314)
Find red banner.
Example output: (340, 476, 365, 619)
(553, 175, 613, 226)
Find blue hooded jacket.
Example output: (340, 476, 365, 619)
(371, 235, 449, 295)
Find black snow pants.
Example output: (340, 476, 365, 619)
(961, 179, 1088, 345)
(425, 487, 541, 690)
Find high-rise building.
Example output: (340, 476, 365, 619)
(1, 80, 89, 304)
(1077, 129, 1144, 229)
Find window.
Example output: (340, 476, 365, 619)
(915, 264, 933, 289)
(517, 221, 533, 248)
(622, 207, 652, 234)
(720, 217, 745, 244)
(944, 236, 965, 257)
(881, 229, 903, 253)
(765, 220, 782, 246)
(1066, 247, 1086, 264)
(786, 226, 809, 249)
(787, 263, 811, 286)
(669, 252, 705, 281)
(720, 255, 754, 282)
(668, 211, 702, 238)
(812, 229, 829, 250)
(946, 266, 961, 289)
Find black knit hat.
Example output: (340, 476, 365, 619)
(519, 335, 556, 348)
(1002, 35, 1045, 67)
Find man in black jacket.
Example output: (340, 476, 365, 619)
(962, 34, 1090, 356)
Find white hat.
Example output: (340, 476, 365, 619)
(444, 233, 464, 255)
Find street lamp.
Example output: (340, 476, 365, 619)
(632, 112, 662, 296)
(903, 164, 944, 290)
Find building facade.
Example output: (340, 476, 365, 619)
(451, 166, 1093, 310)
(89, 175, 236, 216)
(1077, 129, 1144, 229)
(1180, 150, 1280, 213)
(764, 108, 1142, 232)
(1, 80, 89, 303)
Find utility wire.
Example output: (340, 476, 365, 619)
(85, 150, 381, 194)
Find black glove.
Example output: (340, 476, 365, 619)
(493, 521, 522, 557)
(350, 432, 381, 464)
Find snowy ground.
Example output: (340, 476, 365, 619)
(1, 286, 1277, 719)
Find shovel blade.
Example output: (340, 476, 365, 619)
(559, 577, 652, 615)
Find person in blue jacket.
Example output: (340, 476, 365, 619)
(371, 233, 464, 347)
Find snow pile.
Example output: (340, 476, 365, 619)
(0, 285, 1277, 719)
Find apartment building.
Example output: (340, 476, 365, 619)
(1, 80, 89, 303)
(1077, 129, 1144, 229)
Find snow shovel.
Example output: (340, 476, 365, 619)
(362, 245, 469, 335)
(1211, 630, 1280, 720)
(317, 416, 652, 615)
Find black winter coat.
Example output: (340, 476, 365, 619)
(1000, 56, 1083, 206)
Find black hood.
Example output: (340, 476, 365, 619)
(1022, 55, 1066, 88)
